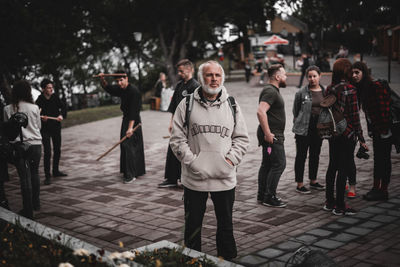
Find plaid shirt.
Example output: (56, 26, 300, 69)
(365, 80, 391, 135)
(326, 81, 365, 142)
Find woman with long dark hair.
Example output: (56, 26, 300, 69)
(351, 61, 392, 201)
(323, 58, 367, 216)
(292, 65, 325, 193)
(3, 80, 42, 219)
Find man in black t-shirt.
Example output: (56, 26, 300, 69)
(158, 59, 200, 188)
(256, 64, 287, 208)
(36, 79, 67, 185)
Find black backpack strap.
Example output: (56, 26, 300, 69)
(227, 96, 237, 126)
(183, 93, 194, 128)
(19, 127, 24, 143)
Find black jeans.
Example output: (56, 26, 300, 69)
(183, 187, 237, 259)
(373, 135, 392, 189)
(347, 142, 357, 186)
(325, 136, 356, 209)
(294, 118, 323, 183)
(164, 144, 181, 183)
(258, 142, 286, 200)
(14, 144, 41, 218)
(41, 129, 61, 177)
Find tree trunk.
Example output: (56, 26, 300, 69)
(0, 73, 11, 104)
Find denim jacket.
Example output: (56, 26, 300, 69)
(292, 85, 325, 136)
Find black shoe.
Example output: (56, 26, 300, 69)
(310, 182, 325, 190)
(44, 178, 51, 185)
(158, 180, 178, 188)
(323, 202, 335, 211)
(123, 176, 136, 184)
(0, 199, 10, 210)
(262, 196, 287, 208)
(53, 171, 67, 177)
(296, 186, 311, 194)
(363, 188, 388, 201)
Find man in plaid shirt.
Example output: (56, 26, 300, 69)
(352, 61, 392, 201)
(324, 58, 367, 216)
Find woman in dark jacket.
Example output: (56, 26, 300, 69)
(324, 59, 367, 216)
(351, 61, 392, 201)
(292, 65, 325, 194)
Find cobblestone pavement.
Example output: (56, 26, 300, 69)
(4, 55, 400, 266)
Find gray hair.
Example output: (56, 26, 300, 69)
(197, 60, 225, 87)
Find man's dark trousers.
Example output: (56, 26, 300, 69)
(164, 145, 181, 183)
(183, 187, 237, 260)
(258, 142, 286, 200)
(41, 129, 61, 177)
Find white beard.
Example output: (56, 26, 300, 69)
(203, 84, 223, 95)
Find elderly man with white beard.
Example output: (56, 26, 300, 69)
(170, 60, 249, 260)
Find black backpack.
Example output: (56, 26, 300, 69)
(183, 93, 237, 129)
(0, 112, 29, 163)
(316, 83, 347, 139)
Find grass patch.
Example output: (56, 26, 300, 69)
(62, 105, 122, 129)
(62, 104, 150, 129)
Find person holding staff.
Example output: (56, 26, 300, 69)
(97, 71, 145, 183)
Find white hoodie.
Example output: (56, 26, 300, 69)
(170, 86, 249, 192)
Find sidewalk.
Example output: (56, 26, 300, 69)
(3, 60, 400, 266)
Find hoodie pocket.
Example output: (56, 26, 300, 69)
(189, 151, 234, 179)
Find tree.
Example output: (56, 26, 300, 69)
(0, 0, 88, 100)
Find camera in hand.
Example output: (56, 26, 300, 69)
(356, 145, 369, 159)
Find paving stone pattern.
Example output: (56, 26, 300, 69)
(237, 196, 400, 266)
(4, 55, 400, 266)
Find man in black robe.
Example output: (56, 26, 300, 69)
(99, 71, 145, 183)
(158, 59, 200, 188)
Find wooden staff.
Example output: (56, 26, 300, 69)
(40, 115, 60, 121)
(44, 116, 60, 121)
(163, 136, 170, 139)
(92, 73, 127, 78)
(96, 123, 141, 161)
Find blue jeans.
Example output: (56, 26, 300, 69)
(258, 142, 286, 201)
(183, 187, 237, 260)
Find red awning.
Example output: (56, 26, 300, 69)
(264, 35, 289, 45)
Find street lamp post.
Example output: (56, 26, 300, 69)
(359, 28, 365, 62)
(387, 29, 392, 83)
(133, 32, 142, 90)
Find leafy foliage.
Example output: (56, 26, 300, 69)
(0, 218, 108, 266)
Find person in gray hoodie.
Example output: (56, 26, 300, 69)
(170, 60, 249, 260)
(4, 80, 42, 219)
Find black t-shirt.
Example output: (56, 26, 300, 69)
(258, 84, 286, 139)
(167, 78, 200, 114)
(104, 84, 142, 124)
(36, 94, 67, 132)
